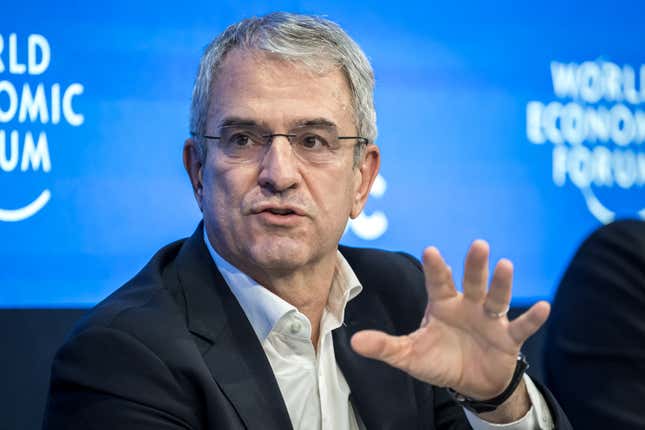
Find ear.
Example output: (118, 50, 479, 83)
(350, 144, 380, 219)
(183, 138, 204, 212)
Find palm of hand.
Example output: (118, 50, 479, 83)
(351, 240, 550, 400)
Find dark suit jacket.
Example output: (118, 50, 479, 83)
(545, 219, 645, 429)
(44, 225, 572, 429)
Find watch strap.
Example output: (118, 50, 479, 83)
(447, 352, 529, 414)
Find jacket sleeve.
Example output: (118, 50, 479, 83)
(431, 385, 474, 430)
(531, 379, 573, 429)
(423, 374, 573, 430)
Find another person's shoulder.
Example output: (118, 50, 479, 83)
(582, 218, 645, 249)
(563, 219, 645, 289)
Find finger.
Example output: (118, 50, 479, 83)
(351, 330, 412, 369)
(483, 259, 513, 316)
(508, 301, 551, 344)
(423, 247, 457, 302)
(462, 240, 489, 302)
(420, 303, 430, 327)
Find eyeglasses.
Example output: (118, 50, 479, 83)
(190, 124, 368, 165)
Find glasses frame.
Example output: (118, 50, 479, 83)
(190, 132, 369, 145)
(189, 126, 369, 164)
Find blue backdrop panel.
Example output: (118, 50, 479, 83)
(1, 0, 643, 307)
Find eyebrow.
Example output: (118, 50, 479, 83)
(292, 118, 338, 129)
(216, 116, 338, 129)
(218, 117, 260, 128)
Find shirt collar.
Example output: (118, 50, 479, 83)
(203, 226, 362, 341)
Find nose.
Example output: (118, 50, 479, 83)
(257, 136, 300, 193)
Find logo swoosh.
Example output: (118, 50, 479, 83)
(0, 189, 51, 222)
(581, 186, 645, 224)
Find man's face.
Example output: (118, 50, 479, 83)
(185, 49, 379, 276)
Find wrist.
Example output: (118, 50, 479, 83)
(477, 377, 531, 423)
(447, 353, 529, 414)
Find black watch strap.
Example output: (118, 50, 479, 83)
(447, 353, 529, 414)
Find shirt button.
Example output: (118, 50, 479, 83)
(289, 321, 302, 335)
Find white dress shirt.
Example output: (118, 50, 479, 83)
(204, 230, 554, 429)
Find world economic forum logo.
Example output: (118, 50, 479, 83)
(0, 33, 84, 222)
(526, 60, 645, 223)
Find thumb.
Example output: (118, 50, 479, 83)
(351, 330, 411, 368)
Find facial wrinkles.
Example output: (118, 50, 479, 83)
(215, 55, 355, 197)
(241, 190, 318, 219)
(203, 142, 322, 231)
(209, 56, 354, 208)
(211, 53, 353, 130)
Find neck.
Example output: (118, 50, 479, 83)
(251, 258, 338, 349)
(210, 239, 337, 349)
(259, 262, 335, 348)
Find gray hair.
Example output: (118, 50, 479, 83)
(189, 12, 377, 163)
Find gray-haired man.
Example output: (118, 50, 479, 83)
(44, 13, 572, 429)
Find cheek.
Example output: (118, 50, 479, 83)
(310, 169, 356, 221)
(201, 163, 252, 220)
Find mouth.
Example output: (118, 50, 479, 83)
(252, 205, 306, 225)
(264, 208, 297, 216)
(252, 204, 306, 216)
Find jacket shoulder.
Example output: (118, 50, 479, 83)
(68, 238, 190, 351)
(339, 245, 425, 297)
(339, 245, 427, 334)
(44, 238, 209, 429)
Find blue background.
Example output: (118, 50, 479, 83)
(1, 0, 643, 307)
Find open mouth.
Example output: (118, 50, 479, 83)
(254, 206, 304, 225)
(265, 208, 296, 215)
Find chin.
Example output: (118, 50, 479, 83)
(247, 238, 315, 271)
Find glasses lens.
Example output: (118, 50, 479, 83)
(213, 125, 351, 164)
(292, 126, 340, 164)
(218, 127, 265, 163)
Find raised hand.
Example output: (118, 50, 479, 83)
(350, 240, 550, 415)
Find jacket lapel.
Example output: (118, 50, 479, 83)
(174, 225, 293, 430)
(333, 282, 419, 428)
(170, 226, 419, 428)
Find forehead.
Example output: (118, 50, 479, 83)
(207, 49, 354, 130)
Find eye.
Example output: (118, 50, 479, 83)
(300, 134, 329, 149)
(229, 133, 252, 147)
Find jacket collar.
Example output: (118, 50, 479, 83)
(171, 223, 418, 429)
(333, 247, 420, 429)
(203, 223, 363, 343)
(174, 223, 293, 430)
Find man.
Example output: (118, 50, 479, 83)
(44, 12, 571, 429)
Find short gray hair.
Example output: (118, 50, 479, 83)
(189, 12, 377, 162)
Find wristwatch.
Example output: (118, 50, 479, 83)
(447, 353, 529, 413)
